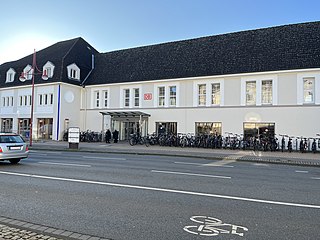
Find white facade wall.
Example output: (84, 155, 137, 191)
(1, 68, 319, 140)
(0, 83, 82, 141)
(80, 69, 320, 138)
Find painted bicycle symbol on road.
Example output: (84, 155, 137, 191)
(184, 216, 248, 237)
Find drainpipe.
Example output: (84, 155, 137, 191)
(56, 84, 61, 140)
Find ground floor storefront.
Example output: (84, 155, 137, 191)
(0, 117, 53, 140)
(87, 106, 319, 142)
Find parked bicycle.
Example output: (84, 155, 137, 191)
(129, 133, 147, 146)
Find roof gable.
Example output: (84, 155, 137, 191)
(0, 37, 98, 88)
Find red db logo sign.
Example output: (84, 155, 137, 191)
(144, 93, 152, 100)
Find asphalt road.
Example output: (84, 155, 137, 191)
(0, 150, 319, 240)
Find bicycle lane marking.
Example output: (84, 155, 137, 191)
(0, 170, 320, 209)
(183, 216, 248, 237)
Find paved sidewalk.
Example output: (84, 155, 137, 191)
(30, 140, 320, 167)
(0, 216, 109, 240)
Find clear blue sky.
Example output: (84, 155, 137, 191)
(1, 0, 320, 64)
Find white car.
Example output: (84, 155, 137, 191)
(0, 133, 29, 164)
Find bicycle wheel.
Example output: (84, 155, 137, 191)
(129, 138, 135, 146)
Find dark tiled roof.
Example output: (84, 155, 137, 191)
(87, 21, 320, 85)
(0, 37, 98, 88)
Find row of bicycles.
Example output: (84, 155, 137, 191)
(129, 132, 320, 153)
(63, 130, 103, 142)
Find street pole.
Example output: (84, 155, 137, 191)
(29, 49, 36, 146)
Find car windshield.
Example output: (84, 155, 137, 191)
(0, 135, 24, 143)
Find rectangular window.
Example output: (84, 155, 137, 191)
(24, 96, 28, 106)
(94, 91, 100, 108)
(262, 80, 272, 104)
(71, 69, 76, 79)
(39, 95, 43, 105)
(134, 88, 140, 107)
(303, 78, 315, 103)
(19, 96, 23, 106)
(44, 94, 48, 105)
(50, 94, 53, 105)
(2, 97, 5, 107)
(8, 73, 13, 82)
(103, 90, 108, 108)
(198, 84, 206, 106)
(158, 87, 165, 107)
(6, 97, 9, 107)
(124, 89, 130, 107)
(169, 86, 177, 106)
(246, 81, 256, 105)
(46, 68, 52, 78)
(28, 95, 32, 106)
(211, 83, 220, 105)
(195, 122, 222, 135)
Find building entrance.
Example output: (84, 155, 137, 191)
(100, 111, 150, 141)
(37, 118, 53, 140)
(18, 118, 30, 138)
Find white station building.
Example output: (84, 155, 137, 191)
(0, 21, 319, 141)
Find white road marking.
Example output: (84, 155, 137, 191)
(252, 163, 269, 167)
(295, 170, 309, 173)
(0, 171, 319, 209)
(174, 162, 202, 166)
(151, 170, 231, 179)
(30, 150, 62, 154)
(82, 156, 126, 160)
(174, 162, 233, 168)
(311, 177, 320, 180)
(38, 162, 91, 167)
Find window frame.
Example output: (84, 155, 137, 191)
(103, 90, 108, 108)
(211, 83, 221, 105)
(261, 80, 273, 105)
(246, 81, 256, 105)
(124, 89, 130, 107)
(133, 88, 139, 107)
(169, 86, 177, 106)
(6, 68, 16, 83)
(158, 86, 165, 107)
(303, 77, 315, 104)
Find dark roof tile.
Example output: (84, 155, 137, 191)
(87, 21, 320, 85)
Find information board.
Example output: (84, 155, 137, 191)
(68, 127, 80, 143)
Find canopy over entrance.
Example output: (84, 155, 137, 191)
(100, 111, 150, 119)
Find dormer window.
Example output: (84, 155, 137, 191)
(20, 65, 33, 82)
(67, 63, 80, 80)
(42, 61, 55, 80)
(6, 68, 16, 83)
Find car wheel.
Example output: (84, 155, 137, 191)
(9, 159, 20, 164)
